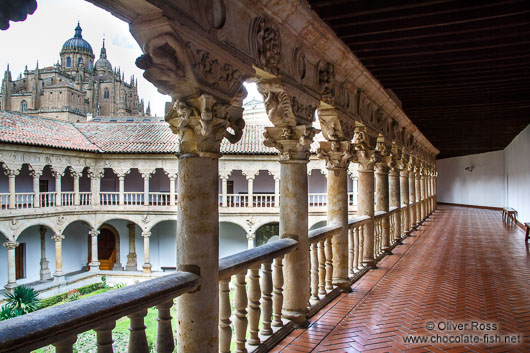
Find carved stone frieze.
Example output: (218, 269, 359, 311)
(352, 124, 377, 170)
(318, 61, 335, 104)
(257, 81, 317, 127)
(293, 47, 306, 81)
(165, 93, 245, 156)
(263, 125, 319, 161)
(250, 16, 282, 76)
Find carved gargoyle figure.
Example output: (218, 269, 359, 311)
(263, 90, 297, 127)
(297, 127, 320, 151)
(353, 129, 369, 151)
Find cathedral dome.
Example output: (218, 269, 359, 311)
(94, 39, 112, 71)
(61, 23, 93, 55)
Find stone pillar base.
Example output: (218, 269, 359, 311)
(40, 258, 52, 280)
(126, 253, 137, 271)
(54, 274, 66, 283)
(363, 259, 377, 269)
(142, 264, 152, 274)
(282, 308, 309, 328)
(113, 262, 123, 271)
(382, 247, 393, 255)
(89, 262, 100, 271)
(4, 283, 16, 293)
(333, 279, 352, 293)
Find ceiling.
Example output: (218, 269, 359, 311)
(308, 0, 530, 159)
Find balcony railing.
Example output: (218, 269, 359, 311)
(62, 192, 75, 206)
(40, 192, 56, 207)
(150, 192, 170, 206)
(100, 192, 119, 205)
(15, 192, 33, 209)
(308, 193, 327, 207)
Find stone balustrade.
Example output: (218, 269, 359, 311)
(0, 271, 200, 353)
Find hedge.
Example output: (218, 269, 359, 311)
(40, 281, 107, 308)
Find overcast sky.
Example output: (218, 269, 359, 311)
(0, 0, 262, 117)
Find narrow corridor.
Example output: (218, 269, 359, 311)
(273, 206, 530, 352)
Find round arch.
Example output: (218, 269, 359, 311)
(310, 220, 327, 230)
(219, 221, 247, 258)
(255, 222, 279, 247)
(149, 220, 177, 271)
(96, 223, 121, 270)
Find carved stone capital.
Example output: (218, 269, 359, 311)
(3, 241, 18, 250)
(51, 234, 65, 242)
(89, 229, 100, 238)
(317, 141, 353, 169)
(352, 124, 377, 170)
(2, 164, 20, 177)
(113, 169, 130, 179)
(165, 93, 246, 157)
(317, 106, 355, 142)
(257, 80, 318, 127)
(87, 169, 104, 179)
(51, 168, 65, 178)
(142, 231, 151, 238)
(264, 125, 319, 162)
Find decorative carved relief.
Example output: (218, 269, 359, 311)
(165, 94, 245, 156)
(293, 47, 306, 81)
(318, 62, 335, 104)
(250, 16, 281, 76)
(257, 81, 317, 127)
(317, 107, 355, 142)
(263, 125, 319, 161)
(317, 141, 353, 169)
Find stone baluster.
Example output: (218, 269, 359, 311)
(258, 80, 319, 328)
(272, 256, 284, 328)
(3, 241, 18, 292)
(219, 279, 232, 353)
(248, 267, 261, 345)
(126, 222, 137, 271)
(95, 321, 116, 353)
(358, 226, 365, 271)
(389, 146, 402, 244)
(39, 226, 52, 280)
(2, 165, 20, 209)
(89, 229, 100, 271)
(53, 335, 77, 353)
(375, 135, 391, 254)
(52, 169, 63, 207)
(261, 261, 273, 336)
(128, 308, 149, 353)
(325, 237, 333, 291)
(353, 226, 360, 271)
(415, 166, 421, 224)
(408, 160, 417, 228)
(116, 170, 129, 206)
(30, 168, 41, 208)
(348, 228, 354, 277)
(156, 299, 174, 353)
(310, 242, 319, 305)
(318, 240, 326, 296)
(353, 123, 377, 268)
(234, 273, 248, 353)
(51, 233, 65, 281)
(246, 174, 255, 208)
(316, 108, 354, 292)
(220, 175, 228, 207)
(141, 231, 151, 273)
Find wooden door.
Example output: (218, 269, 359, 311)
(98, 228, 116, 270)
(15, 243, 25, 279)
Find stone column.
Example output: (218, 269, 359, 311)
(408, 165, 417, 228)
(420, 171, 426, 218)
(247, 233, 255, 249)
(375, 136, 391, 254)
(352, 124, 377, 268)
(400, 169, 410, 233)
(274, 177, 280, 207)
(352, 176, 358, 204)
(415, 168, 421, 223)
(221, 177, 228, 207)
(31, 169, 41, 208)
(126, 222, 137, 271)
(88, 169, 102, 206)
(258, 80, 319, 328)
(3, 167, 20, 209)
(142, 172, 150, 206)
(389, 154, 401, 244)
(53, 170, 63, 207)
(51, 233, 65, 280)
(72, 169, 80, 206)
(118, 174, 126, 206)
(142, 231, 151, 274)
(39, 226, 51, 280)
(89, 229, 100, 271)
(247, 176, 254, 208)
(169, 175, 176, 206)
(3, 241, 18, 291)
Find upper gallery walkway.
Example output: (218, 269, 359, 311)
(274, 205, 530, 352)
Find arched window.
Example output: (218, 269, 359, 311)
(20, 100, 27, 112)
(78, 57, 83, 65)
(104, 88, 110, 99)
(66, 57, 71, 67)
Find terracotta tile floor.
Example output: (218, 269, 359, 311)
(271, 206, 530, 352)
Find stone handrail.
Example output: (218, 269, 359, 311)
(0, 271, 200, 353)
(218, 238, 298, 352)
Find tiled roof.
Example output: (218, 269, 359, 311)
(74, 122, 179, 153)
(0, 111, 325, 154)
(0, 111, 99, 152)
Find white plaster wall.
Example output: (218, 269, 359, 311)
(0, 245, 7, 285)
(436, 150, 506, 207)
(230, 170, 248, 194)
(505, 124, 530, 222)
(124, 169, 143, 192)
(15, 166, 33, 193)
(219, 222, 247, 258)
(0, 173, 7, 193)
(62, 222, 90, 274)
(308, 170, 327, 193)
(149, 221, 177, 270)
(254, 170, 274, 192)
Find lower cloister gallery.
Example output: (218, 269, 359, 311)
(0, 1, 529, 353)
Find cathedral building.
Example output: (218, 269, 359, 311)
(0, 23, 146, 122)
